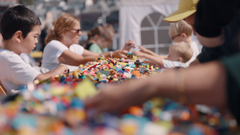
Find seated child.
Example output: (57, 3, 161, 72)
(168, 20, 199, 65)
(0, 5, 68, 93)
(134, 42, 193, 68)
(85, 26, 113, 53)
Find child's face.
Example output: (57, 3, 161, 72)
(21, 25, 40, 53)
(97, 38, 109, 49)
(167, 48, 180, 61)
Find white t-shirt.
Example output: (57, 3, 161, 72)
(20, 53, 36, 66)
(186, 41, 200, 66)
(163, 60, 187, 68)
(69, 44, 85, 71)
(41, 40, 84, 71)
(0, 49, 41, 93)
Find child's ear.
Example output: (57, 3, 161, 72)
(180, 33, 187, 38)
(178, 57, 183, 62)
(14, 31, 23, 43)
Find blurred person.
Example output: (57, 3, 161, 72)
(85, 0, 240, 126)
(42, 13, 128, 71)
(102, 24, 115, 52)
(134, 42, 193, 68)
(85, 26, 112, 53)
(169, 20, 199, 65)
(163, 0, 240, 65)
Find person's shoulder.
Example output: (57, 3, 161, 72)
(0, 49, 17, 59)
(70, 44, 83, 48)
(47, 40, 62, 46)
(0, 49, 23, 64)
(45, 40, 66, 50)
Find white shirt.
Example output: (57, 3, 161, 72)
(41, 40, 84, 71)
(186, 41, 200, 66)
(69, 44, 84, 71)
(20, 53, 36, 66)
(0, 49, 40, 93)
(163, 60, 187, 68)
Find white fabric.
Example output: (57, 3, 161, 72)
(0, 49, 40, 93)
(119, 1, 178, 49)
(42, 40, 68, 71)
(185, 41, 200, 66)
(163, 60, 187, 68)
(68, 44, 85, 71)
(20, 53, 36, 66)
(42, 40, 84, 71)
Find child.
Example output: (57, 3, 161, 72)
(0, 5, 68, 93)
(168, 20, 199, 65)
(85, 26, 113, 53)
(134, 42, 193, 68)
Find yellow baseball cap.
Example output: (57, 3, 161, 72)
(163, 0, 199, 23)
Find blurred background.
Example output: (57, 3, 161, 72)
(0, 0, 187, 55)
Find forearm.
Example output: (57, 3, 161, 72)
(36, 68, 63, 81)
(147, 61, 227, 107)
(141, 53, 164, 66)
(101, 51, 111, 57)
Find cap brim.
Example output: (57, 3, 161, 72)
(163, 9, 196, 23)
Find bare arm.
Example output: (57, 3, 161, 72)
(35, 64, 68, 81)
(85, 61, 227, 112)
(133, 51, 164, 66)
(58, 50, 100, 66)
(138, 45, 160, 57)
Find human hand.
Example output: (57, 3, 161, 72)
(122, 40, 135, 51)
(113, 50, 128, 58)
(57, 64, 69, 73)
(196, 32, 225, 48)
(137, 45, 150, 54)
(132, 51, 145, 57)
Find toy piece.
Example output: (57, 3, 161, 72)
(134, 60, 142, 68)
(126, 52, 133, 58)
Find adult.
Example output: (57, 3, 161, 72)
(41, 13, 127, 71)
(85, 0, 240, 125)
(163, 0, 240, 65)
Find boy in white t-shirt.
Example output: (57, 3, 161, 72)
(134, 42, 193, 68)
(0, 5, 68, 93)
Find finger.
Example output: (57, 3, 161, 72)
(120, 54, 127, 58)
(121, 50, 128, 53)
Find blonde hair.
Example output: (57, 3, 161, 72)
(169, 42, 193, 63)
(169, 20, 192, 38)
(45, 13, 80, 44)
